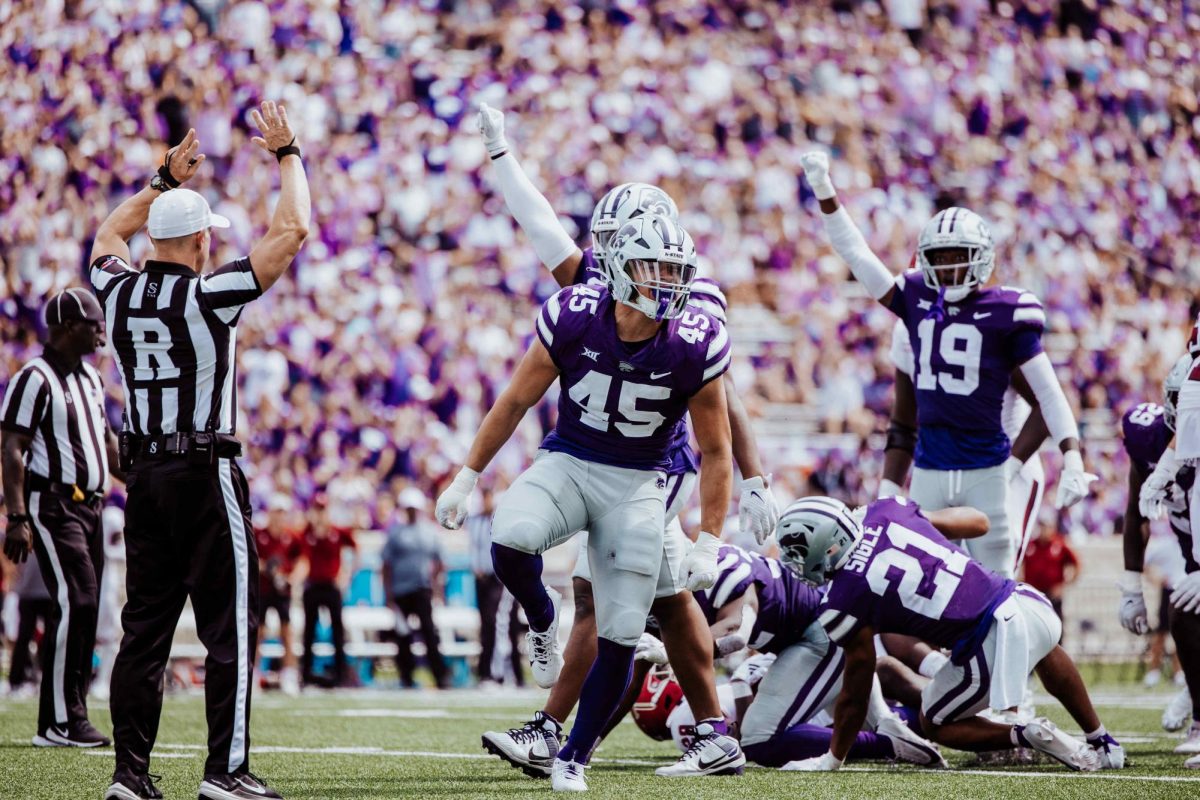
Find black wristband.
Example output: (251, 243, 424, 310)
(275, 145, 301, 162)
(156, 163, 181, 189)
(885, 420, 917, 454)
(6, 512, 30, 523)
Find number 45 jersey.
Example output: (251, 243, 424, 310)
(818, 497, 1015, 660)
(888, 271, 1046, 471)
(536, 283, 731, 471)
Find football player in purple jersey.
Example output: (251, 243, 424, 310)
(774, 495, 1124, 772)
(474, 104, 776, 781)
(436, 214, 741, 791)
(690, 544, 947, 769)
(884, 317, 1051, 578)
(800, 152, 1095, 578)
(1119, 356, 1200, 766)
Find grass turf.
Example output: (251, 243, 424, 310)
(1, 684, 1198, 799)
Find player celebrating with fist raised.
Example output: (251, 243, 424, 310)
(800, 151, 1094, 571)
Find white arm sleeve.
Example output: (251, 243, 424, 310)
(822, 206, 898, 301)
(1019, 352, 1079, 445)
(490, 153, 580, 270)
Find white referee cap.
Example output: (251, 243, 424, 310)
(147, 188, 231, 239)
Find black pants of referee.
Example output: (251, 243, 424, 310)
(111, 457, 259, 778)
(26, 489, 104, 733)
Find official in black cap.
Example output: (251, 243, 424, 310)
(1, 286, 124, 747)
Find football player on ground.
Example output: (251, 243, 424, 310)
(884, 318, 1050, 577)
(436, 214, 740, 792)
(1120, 355, 1200, 766)
(474, 104, 777, 780)
(687, 542, 948, 768)
(801, 152, 1095, 574)
(775, 495, 1124, 772)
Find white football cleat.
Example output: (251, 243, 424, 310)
(1175, 723, 1200, 755)
(481, 711, 562, 778)
(1186, 752, 1200, 769)
(1164, 689, 1194, 733)
(1018, 718, 1099, 771)
(654, 721, 745, 777)
(527, 587, 563, 689)
(551, 758, 587, 792)
(1088, 733, 1126, 769)
(876, 715, 947, 768)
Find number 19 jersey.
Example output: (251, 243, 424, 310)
(536, 283, 731, 471)
(888, 271, 1046, 470)
(818, 497, 1015, 659)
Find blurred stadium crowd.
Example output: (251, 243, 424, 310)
(2, 0, 1200, 543)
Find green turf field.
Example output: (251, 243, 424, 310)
(1, 685, 1198, 799)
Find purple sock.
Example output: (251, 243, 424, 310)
(743, 724, 894, 767)
(491, 544, 554, 631)
(698, 717, 729, 736)
(558, 638, 635, 764)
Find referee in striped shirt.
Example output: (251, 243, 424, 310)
(2, 287, 122, 749)
(89, 105, 309, 800)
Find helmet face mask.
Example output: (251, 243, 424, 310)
(608, 214, 697, 321)
(1164, 353, 1192, 431)
(775, 497, 863, 586)
(917, 207, 995, 303)
(590, 183, 680, 282)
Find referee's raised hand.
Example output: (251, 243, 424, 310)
(163, 128, 206, 185)
(250, 100, 298, 155)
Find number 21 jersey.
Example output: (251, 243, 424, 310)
(888, 271, 1046, 470)
(536, 283, 731, 471)
(818, 497, 1014, 657)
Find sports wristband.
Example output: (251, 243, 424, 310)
(156, 164, 181, 189)
(274, 137, 301, 163)
(6, 512, 30, 523)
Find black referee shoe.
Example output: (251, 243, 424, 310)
(198, 770, 283, 800)
(32, 719, 111, 748)
(105, 770, 163, 800)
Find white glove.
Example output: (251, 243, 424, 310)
(739, 475, 779, 545)
(1139, 449, 1179, 520)
(799, 151, 835, 200)
(634, 632, 669, 665)
(434, 467, 479, 530)
(683, 531, 722, 591)
(1170, 572, 1200, 613)
(477, 102, 508, 159)
(877, 478, 903, 499)
(781, 751, 843, 771)
(1055, 450, 1097, 509)
(1117, 571, 1149, 635)
(730, 652, 777, 688)
(1004, 455, 1024, 482)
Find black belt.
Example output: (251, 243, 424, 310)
(124, 431, 242, 464)
(25, 473, 103, 504)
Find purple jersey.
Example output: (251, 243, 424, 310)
(536, 283, 730, 471)
(888, 272, 1045, 470)
(818, 497, 1015, 662)
(694, 545, 824, 655)
(1122, 403, 1198, 573)
(568, 248, 729, 476)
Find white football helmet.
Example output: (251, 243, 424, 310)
(916, 207, 995, 302)
(775, 496, 863, 586)
(590, 183, 679, 280)
(608, 213, 696, 321)
(1164, 353, 1192, 432)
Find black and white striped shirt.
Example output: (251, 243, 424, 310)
(89, 255, 262, 436)
(1, 348, 110, 492)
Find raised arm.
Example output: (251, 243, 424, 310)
(434, 338, 560, 529)
(90, 129, 206, 264)
(478, 104, 582, 286)
(800, 152, 897, 308)
(247, 101, 311, 291)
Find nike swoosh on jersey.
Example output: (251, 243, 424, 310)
(973, 312, 992, 319)
(650, 371, 672, 380)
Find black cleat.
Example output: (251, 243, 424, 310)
(33, 720, 111, 748)
(198, 770, 283, 800)
(105, 771, 164, 800)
